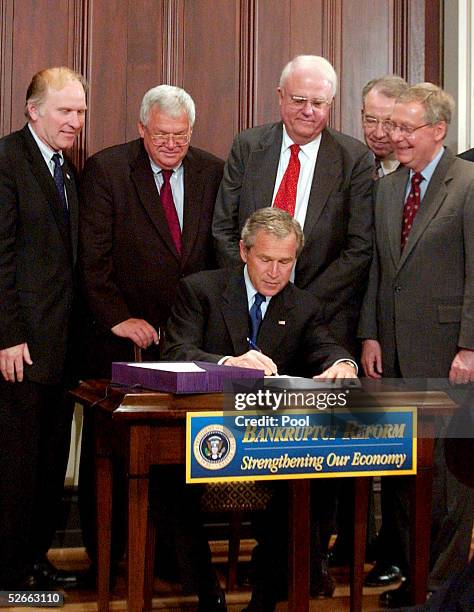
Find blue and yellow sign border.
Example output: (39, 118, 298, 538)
(186, 407, 417, 483)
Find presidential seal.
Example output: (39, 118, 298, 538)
(194, 425, 236, 470)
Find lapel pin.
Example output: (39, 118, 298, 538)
(278, 320, 286, 325)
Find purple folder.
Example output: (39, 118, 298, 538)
(111, 361, 264, 394)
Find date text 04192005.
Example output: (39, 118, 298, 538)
(0, 591, 64, 607)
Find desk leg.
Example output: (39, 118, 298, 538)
(410, 437, 434, 604)
(288, 480, 310, 612)
(96, 453, 112, 612)
(128, 476, 150, 612)
(350, 477, 370, 612)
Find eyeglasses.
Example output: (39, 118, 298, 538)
(382, 121, 432, 137)
(362, 114, 388, 129)
(288, 95, 331, 111)
(147, 131, 190, 146)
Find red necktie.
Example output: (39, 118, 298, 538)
(160, 170, 182, 255)
(401, 172, 423, 249)
(273, 144, 301, 216)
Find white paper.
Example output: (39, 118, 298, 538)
(125, 362, 206, 373)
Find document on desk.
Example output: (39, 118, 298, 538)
(111, 360, 264, 393)
(126, 362, 206, 373)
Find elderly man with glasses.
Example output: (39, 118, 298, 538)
(358, 83, 474, 608)
(361, 75, 408, 179)
(213, 55, 374, 361)
(78, 85, 225, 610)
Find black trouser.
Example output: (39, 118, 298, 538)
(0, 379, 74, 587)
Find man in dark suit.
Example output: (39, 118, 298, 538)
(459, 147, 474, 161)
(164, 207, 358, 611)
(0, 67, 87, 589)
(358, 83, 474, 607)
(78, 85, 224, 608)
(80, 84, 223, 375)
(212, 54, 373, 356)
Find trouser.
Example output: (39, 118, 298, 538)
(0, 378, 74, 586)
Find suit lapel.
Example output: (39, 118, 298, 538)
(398, 149, 453, 270)
(247, 123, 283, 210)
(302, 129, 342, 236)
(181, 149, 205, 264)
(221, 271, 250, 355)
(386, 166, 410, 268)
(63, 159, 79, 263)
(130, 143, 180, 260)
(21, 126, 72, 256)
(257, 285, 295, 358)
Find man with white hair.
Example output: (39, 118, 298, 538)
(79, 85, 224, 610)
(213, 55, 374, 357)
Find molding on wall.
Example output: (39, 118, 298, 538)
(238, 0, 257, 131)
(457, 0, 473, 151)
(162, 0, 185, 86)
(322, 0, 342, 130)
(0, 0, 13, 136)
(69, 0, 90, 168)
(393, 0, 409, 80)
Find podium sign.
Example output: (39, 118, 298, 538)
(186, 407, 416, 483)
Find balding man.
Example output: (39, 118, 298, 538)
(361, 75, 408, 178)
(0, 67, 87, 589)
(213, 54, 373, 357)
(359, 83, 474, 607)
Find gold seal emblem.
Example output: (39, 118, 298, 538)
(194, 425, 236, 470)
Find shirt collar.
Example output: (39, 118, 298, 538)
(243, 266, 270, 307)
(149, 157, 183, 175)
(28, 123, 63, 164)
(282, 125, 322, 156)
(411, 146, 444, 182)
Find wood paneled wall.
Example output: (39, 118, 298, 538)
(0, 0, 441, 166)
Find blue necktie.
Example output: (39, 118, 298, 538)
(249, 292, 266, 347)
(52, 153, 68, 216)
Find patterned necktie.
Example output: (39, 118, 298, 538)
(273, 144, 301, 216)
(248, 292, 266, 347)
(401, 172, 424, 249)
(160, 169, 182, 255)
(373, 157, 383, 181)
(52, 153, 68, 216)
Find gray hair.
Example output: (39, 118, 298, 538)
(279, 55, 337, 99)
(241, 208, 305, 257)
(396, 82, 455, 125)
(139, 84, 196, 126)
(362, 75, 408, 106)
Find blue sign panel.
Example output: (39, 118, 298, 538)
(186, 408, 416, 483)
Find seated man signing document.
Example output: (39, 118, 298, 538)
(163, 207, 357, 611)
(163, 207, 357, 379)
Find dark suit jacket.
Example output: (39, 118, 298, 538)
(79, 139, 223, 375)
(458, 147, 474, 162)
(163, 268, 352, 377)
(0, 125, 78, 384)
(358, 148, 474, 377)
(212, 122, 374, 350)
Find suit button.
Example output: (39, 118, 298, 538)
(395, 286, 402, 292)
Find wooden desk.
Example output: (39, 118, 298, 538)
(71, 381, 456, 612)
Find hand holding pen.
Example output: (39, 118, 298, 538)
(222, 340, 278, 375)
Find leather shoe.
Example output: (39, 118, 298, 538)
(27, 558, 88, 590)
(310, 555, 335, 598)
(242, 584, 277, 612)
(380, 582, 433, 608)
(197, 584, 227, 612)
(364, 563, 403, 587)
(379, 582, 411, 608)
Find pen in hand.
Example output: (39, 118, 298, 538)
(247, 337, 261, 352)
(247, 338, 278, 375)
